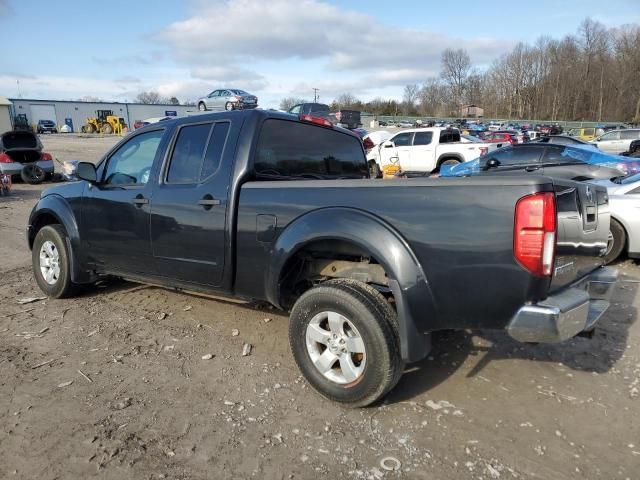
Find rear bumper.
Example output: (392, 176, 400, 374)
(507, 267, 618, 343)
(0, 160, 54, 175)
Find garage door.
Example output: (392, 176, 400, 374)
(30, 104, 57, 125)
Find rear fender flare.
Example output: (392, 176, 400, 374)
(266, 207, 436, 362)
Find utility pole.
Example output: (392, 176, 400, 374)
(16, 79, 22, 98)
(312, 88, 319, 103)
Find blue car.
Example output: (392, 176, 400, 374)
(440, 143, 640, 180)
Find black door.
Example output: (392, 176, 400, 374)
(81, 129, 166, 274)
(150, 120, 235, 287)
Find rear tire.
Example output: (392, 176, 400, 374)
(21, 164, 45, 184)
(289, 279, 404, 407)
(32, 225, 78, 298)
(101, 123, 113, 134)
(369, 161, 381, 178)
(225, 102, 235, 111)
(604, 218, 626, 264)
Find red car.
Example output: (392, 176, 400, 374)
(482, 132, 518, 145)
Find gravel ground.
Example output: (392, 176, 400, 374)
(0, 135, 638, 480)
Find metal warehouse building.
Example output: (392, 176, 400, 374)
(8, 98, 195, 132)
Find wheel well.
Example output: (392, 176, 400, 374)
(437, 155, 462, 167)
(278, 239, 391, 309)
(611, 216, 629, 249)
(29, 213, 61, 249)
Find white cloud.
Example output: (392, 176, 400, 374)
(158, 0, 511, 101)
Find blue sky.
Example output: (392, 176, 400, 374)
(1, 0, 639, 107)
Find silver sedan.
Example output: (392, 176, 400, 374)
(197, 89, 258, 112)
(593, 172, 640, 263)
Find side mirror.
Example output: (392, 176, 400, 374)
(383, 141, 395, 148)
(76, 162, 97, 183)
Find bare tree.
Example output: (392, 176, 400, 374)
(402, 84, 420, 114)
(440, 48, 471, 109)
(334, 93, 359, 109)
(135, 91, 164, 104)
(279, 97, 307, 111)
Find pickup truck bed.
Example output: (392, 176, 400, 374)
(27, 109, 617, 407)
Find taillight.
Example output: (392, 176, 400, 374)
(514, 192, 556, 277)
(363, 137, 374, 150)
(0, 153, 11, 163)
(234, 96, 242, 101)
(299, 114, 333, 128)
(479, 147, 488, 156)
(41, 152, 53, 161)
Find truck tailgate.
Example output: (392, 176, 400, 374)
(551, 179, 609, 291)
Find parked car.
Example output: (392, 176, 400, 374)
(287, 103, 362, 130)
(533, 135, 598, 148)
(591, 129, 640, 155)
(37, 120, 57, 134)
(27, 108, 616, 406)
(487, 121, 505, 131)
(373, 127, 493, 174)
(440, 143, 638, 180)
(622, 139, 640, 157)
(483, 131, 518, 145)
(198, 89, 258, 112)
(395, 120, 414, 128)
(591, 172, 640, 263)
(568, 127, 601, 141)
(0, 130, 54, 184)
(540, 124, 564, 136)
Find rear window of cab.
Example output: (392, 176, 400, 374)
(254, 119, 368, 179)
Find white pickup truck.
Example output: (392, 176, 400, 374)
(367, 127, 494, 174)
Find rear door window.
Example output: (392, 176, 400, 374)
(413, 132, 433, 146)
(166, 122, 230, 183)
(620, 130, 640, 140)
(254, 119, 368, 179)
(542, 146, 585, 165)
(167, 124, 211, 183)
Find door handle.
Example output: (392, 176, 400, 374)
(198, 194, 221, 210)
(525, 166, 540, 172)
(133, 195, 149, 206)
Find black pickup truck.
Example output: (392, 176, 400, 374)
(27, 109, 617, 406)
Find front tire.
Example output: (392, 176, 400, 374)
(604, 218, 626, 264)
(198, 102, 207, 111)
(32, 225, 77, 298)
(289, 279, 404, 407)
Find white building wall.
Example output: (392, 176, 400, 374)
(9, 99, 194, 132)
(0, 105, 12, 134)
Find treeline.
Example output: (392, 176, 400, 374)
(284, 18, 640, 122)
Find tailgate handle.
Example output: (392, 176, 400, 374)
(586, 205, 596, 222)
